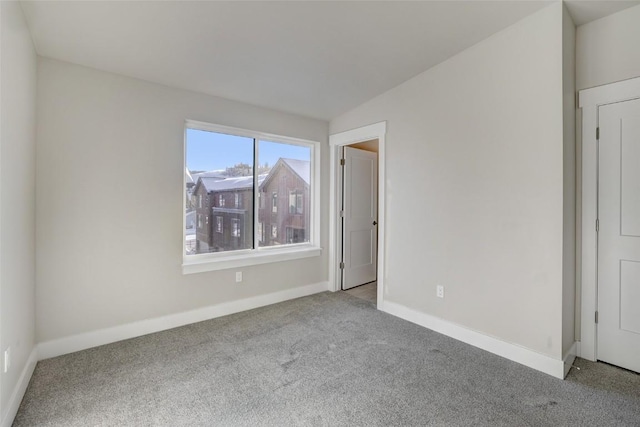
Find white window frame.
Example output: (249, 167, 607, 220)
(182, 120, 322, 274)
(216, 216, 223, 233)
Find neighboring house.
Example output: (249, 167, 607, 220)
(193, 174, 268, 252)
(186, 169, 225, 210)
(193, 158, 310, 252)
(258, 158, 310, 246)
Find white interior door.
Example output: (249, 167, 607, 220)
(597, 97, 640, 373)
(342, 147, 377, 290)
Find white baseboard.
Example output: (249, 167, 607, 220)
(1, 347, 38, 427)
(38, 282, 328, 360)
(563, 341, 578, 378)
(381, 300, 566, 379)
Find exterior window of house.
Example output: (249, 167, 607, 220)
(257, 222, 264, 242)
(184, 121, 318, 271)
(232, 219, 240, 237)
(289, 191, 303, 214)
(286, 227, 305, 244)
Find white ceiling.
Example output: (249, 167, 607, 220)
(20, 1, 640, 121)
(564, 0, 639, 25)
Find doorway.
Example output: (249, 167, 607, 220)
(341, 144, 378, 302)
(595, 97, 640, 373)
(579, 77, 640, 373)
(328, 122, 386, 309)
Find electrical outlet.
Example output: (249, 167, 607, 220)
(3, 348, 10, 374)
(436, 285, 444, 299)
(235, 271, 243, 283)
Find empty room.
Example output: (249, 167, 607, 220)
(2, 0, 640, 425)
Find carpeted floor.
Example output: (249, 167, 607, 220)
(14, 292, 640, 426)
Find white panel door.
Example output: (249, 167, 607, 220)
(342, 147, 377, 290)
(598, 97, 640, 373)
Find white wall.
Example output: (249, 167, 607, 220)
(36, 58, 329, 344)
(331, 4, 567, 359)
(0, 1, 37, 423)
(562, 4, 576, 356)
(576, 3, 640, 90)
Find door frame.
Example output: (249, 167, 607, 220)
(328, 122, 386, 309)
(578, 76, 640, 361)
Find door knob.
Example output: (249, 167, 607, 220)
(373, 220, 378, 226)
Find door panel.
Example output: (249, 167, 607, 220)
(597, 98, 640, 373)
(342, 147, 377, 290)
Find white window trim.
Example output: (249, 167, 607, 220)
(182, 120, 322, 274)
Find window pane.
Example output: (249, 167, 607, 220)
(258, 140, 311, 247)
(186, 129, 254, 255)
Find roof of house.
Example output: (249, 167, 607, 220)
(280, 158, 310, 185)
(194, 158, 309, 194)
(196, 174, 267, 193)
(191, 170, 227, 181)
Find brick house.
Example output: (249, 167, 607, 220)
(192, 175, 260, 252)
(193, 158, 310, 253)
(258, 158, 310, 246)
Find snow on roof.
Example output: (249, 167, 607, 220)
(195, 158, 309, 193)
(191, 170, 227, 182)
(198, 174, 267, 192)
(281, 158, 310, 185)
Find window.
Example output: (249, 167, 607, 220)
(257, 222, 264, 242)
(232, 219, 240, 237)
(289, 191, 303, 214)
(286, 227, 305, 244)
(184, 121, 319, 273)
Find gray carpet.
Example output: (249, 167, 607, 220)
(14, 292, 640, 426)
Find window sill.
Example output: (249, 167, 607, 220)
(182, 245, 322, 275)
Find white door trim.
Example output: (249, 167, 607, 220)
(578, 76, 640, 361)
(329, 122, 386, 309)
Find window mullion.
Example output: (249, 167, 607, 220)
(253, 138, 259, 250)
